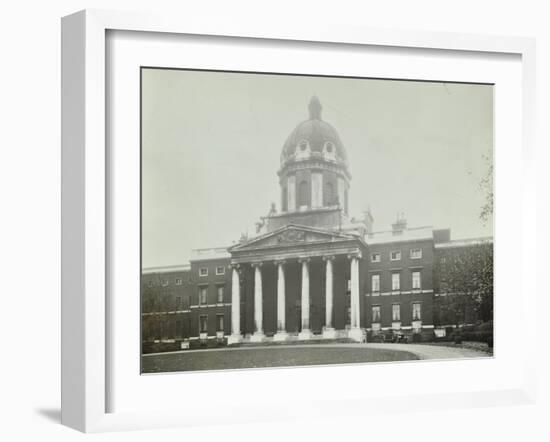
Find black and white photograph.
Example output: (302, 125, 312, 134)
(140, 68, 494, 374)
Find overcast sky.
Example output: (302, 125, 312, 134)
(141, 68, 493, 269)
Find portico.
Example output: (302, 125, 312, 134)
(227, 224, 366, 343)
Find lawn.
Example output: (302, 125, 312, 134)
(141, 346, 418, 373)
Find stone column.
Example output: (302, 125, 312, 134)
(250, 262, 265, 342)
(298, 257, 313, 340)
(322, 255, 336, 339)
(273, 260, 289, 341)
(227, 264, 242, 345)
(348, 252, 365, 342)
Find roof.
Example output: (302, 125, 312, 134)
(366, 226, 434, 245)
(434, 237, 493, 249)
(280, 97, 348, 169)
(189, 247, 231, 262)
(142, 264, 191, 274)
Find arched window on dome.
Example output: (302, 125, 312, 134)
(298, 180, 309, 208)
(325, 182, 334, 206)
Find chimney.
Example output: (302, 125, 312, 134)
(392, 212, 407, 236)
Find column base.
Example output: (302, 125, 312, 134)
(298, 329, 314, 340)
(322, 327, 337, 339)
(348, 327, 366, 343)
(250, 332, 266, 343)
(273, 331, 289, 342)
(227, 334, 242, 345)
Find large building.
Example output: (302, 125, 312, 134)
(142, 97, 492, 350)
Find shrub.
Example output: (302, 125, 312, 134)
(453, 332, 463, 344)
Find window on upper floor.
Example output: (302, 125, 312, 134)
(217, 286, 225, 303)
(216, 266, 225, 276)
(198, 287, 208, 305)
(199, 267, 208, 277)
(175, 278, 183, 285)
(412, 271, 422, 290)
(371, 274, 380, 292)
(390, 250, 401, 261)
(371, 253, 381, 263)
(161, 279, 169, 287)
(410, 248, 422, 259)
(392, 273, 400, 291)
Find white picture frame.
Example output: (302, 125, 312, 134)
(61, 9, 537, 433)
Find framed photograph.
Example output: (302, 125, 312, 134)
(61, 9, 537, 433)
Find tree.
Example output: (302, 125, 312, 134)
(434, 243, 493, 326)
(480, 154, 493, 225)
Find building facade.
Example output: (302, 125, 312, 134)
(142, 97, 492, 350)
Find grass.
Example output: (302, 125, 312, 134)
(141, 346, 419, 373)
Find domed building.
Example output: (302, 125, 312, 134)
(141, 97, 491, 354)
(266, 96, 355, 233)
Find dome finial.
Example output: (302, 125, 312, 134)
(308, 95, 322, 120)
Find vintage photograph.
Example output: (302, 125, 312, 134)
(140, 68, 494, 374)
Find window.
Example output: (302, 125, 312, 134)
(161, 279, 169, 287)
(392, 304, 401, 321)
(391, 273, 400, 291)
(410, 248, 422, 259)
(325, 182, 334, 206)
(390, 250, 401, 261)
(199, 315, 208, 333)
(412, 302, 422, 321)
(371, 253, 381, 263)
(175, 296, 182, 310)
(175, 320, 183, 338)
(216, 314, 224, 332)
(325, 141, 334, 153)
(175, 278, 183, 285)
(199, 267, 208, 277)
(298, 180, 309, 207)
(299, 140, 308, 151)
(217, 286, 224, 303)
(372, 306, 381, 323)
(216, 266, 225, 276)
(346, 306, 351, 325)
(412, 271, 421, 289)
(347, 279, 351, 292)
(198, 286, 208, 305)
(371, 274, 380, 292)
(147, 280, 153, 288)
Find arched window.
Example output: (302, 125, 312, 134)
(344, 189, 349, 214)
(282, 186, 288, 212)
(298, 180, 309, 207)
(325, 182, 334, 206)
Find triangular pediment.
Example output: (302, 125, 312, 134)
(229, 224, 356, 252)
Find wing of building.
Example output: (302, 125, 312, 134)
(141, 97, 493, 351)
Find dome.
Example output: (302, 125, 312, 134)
(280, 96, 348, 168)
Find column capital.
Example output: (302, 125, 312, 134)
(250, 261, 263, 268)
(322, 255, 336, 261)
(347, 251, 362, 260)
(230, 263, 241, 270)
(298, 257, 311, 264)
(273, 259, 286, 266)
